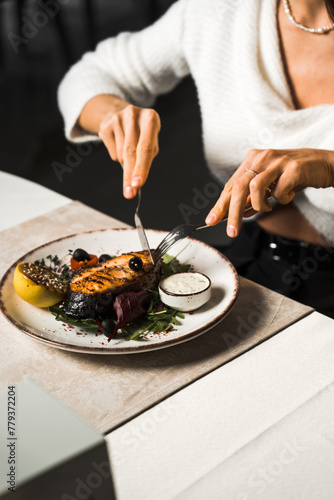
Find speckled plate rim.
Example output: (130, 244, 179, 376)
(0, 228, 240, 354)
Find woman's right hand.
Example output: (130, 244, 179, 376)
(79, 95, 161, 199)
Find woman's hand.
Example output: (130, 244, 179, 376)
(205, 148, 334, 237)
(79, 94, 161, 199)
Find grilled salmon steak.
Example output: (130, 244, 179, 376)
(62, 251, 161, 319)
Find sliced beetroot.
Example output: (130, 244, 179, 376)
(107, 290, 152, 341)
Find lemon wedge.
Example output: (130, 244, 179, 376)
(13, 263, 67, 308)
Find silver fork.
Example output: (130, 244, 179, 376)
(154, 199, 270, 261)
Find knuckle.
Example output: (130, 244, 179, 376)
(246, 148, 260, 159)
(279, 155, 290, 165)
(110, 113, 121, 128)
(249, 176, 262, 190)
(214, 196, 224, 211)
(232, 181, 245, 195)
(145, 108, 158, 120)
(215, 198, 224, 210)
(224, 181, 233, 193)
(124, 144, 137, 157)
(256, 148, 275, 162)
(263, 148, 275, 157)
(99, 122, 108, 135)
(288, 159, 300, 173)
(139, 142, 154, 154)
(125, 105, 138, 119)
(144, 108, 161, 128)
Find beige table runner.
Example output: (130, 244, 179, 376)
(0, 201, 312, 433)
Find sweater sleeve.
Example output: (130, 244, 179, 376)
(58, 0, 190, 142)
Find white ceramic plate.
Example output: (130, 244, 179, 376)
(0, 229, 239, 354)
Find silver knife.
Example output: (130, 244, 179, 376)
(134, 188, 154, 264)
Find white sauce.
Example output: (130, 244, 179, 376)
(161, 272, 210, 295)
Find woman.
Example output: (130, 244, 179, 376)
(58, 0, 334, 317)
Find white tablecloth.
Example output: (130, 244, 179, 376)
(0, 172, 70, 232)
(106, 312, 334, 500)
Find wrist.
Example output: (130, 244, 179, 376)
(78, 94, 129, 135)
(331, 151, 334, 187)
(325, 149, 334, 187)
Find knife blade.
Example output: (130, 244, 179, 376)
(134, 189, 154, 264)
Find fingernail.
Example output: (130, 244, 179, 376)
(124, 186, 134, 198)
(131, 176, 142, 187)
(227, 225, 237, 237)
(205, 213, 216, 225)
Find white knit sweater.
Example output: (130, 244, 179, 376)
(58, 0, 334, 244)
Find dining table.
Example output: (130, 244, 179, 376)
(0, 170, 334, 500)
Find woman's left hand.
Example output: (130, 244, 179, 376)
(205, 148, 334, 237)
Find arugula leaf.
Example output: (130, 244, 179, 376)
(161, 253, 191, 276)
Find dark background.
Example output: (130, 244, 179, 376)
(0, 0, 231, 248)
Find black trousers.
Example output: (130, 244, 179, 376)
(220, 221, 334, 319)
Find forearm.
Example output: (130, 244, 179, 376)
(325, 149, 334, 187)
(78, 94, 130, 135)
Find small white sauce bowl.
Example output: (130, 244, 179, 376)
(158, 272, 212, 312)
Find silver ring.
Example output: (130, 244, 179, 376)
(245, 168, 258, 177)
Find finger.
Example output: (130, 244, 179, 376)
(205, 189, 231, 225)
(249, 169, 278, 211)
(131, 109, 160, 188)
(226, 179, 252, 237)
(122, 113, 140, 199)
(271, 171, 297, 204)
(113, 118, 136, 199)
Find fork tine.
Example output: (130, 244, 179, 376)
(156, 238, 175, 252)
(154, 223, 203, 261)
(155, 240, 172, 254)
(156, 237, 177, 254)
(154, 247, 168, 260)
(154, 240, 180, 260)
